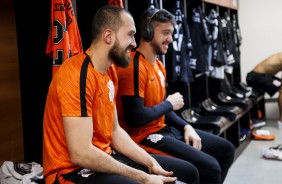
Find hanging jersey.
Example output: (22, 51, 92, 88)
(167, 0, 194, 85)
(232, 13, 242, 64)
(189, 6, 211, 74)
(208, 9, 225, 67)
(221, 12, 239, 69)
(108, 0, 124, 8)
(207, 9, 225, 79)
(116, 50, 166, 143)
(46, 0, 83, 76)
(43, 50, 118, 183)
(148, 0, 160, 9)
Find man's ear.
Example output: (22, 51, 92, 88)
(103, 29, 114, 45)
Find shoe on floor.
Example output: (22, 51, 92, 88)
(0, 161, 43, 183)
(252, 118, 266, 128)
(261, 144, 282, 160)
(240, 128, 250, 142)
(277, 121, 282, 130)
(252, 130, 275, 140)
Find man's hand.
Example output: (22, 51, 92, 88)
(166, 92, 184, 111)
(148, 163, 174, 176)
(143, 162, 176, 183)
(143, 174, 177, 184)
(184, 125, 202, 150)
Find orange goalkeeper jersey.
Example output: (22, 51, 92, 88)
(43, 49, 117, 183)
(46, 0, 83, 76)
(117, 50, 166, 143)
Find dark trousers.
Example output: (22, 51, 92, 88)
(246, 71, 280, 96)
(53, 152, 199, 184)
(140, 126, 236, 184)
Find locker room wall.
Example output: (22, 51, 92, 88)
(0, 0, 24, 165)
(239, 0, 282, 120)
(239, 0, 282, 83)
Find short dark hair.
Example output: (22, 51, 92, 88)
(91, 5, 132, 42)
(139, 8, 175, 41)
(150, 9, 175, 26)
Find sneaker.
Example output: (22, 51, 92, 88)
(0, 161, 43, 183)
(277, 121, 282, 130)
(240, 134, 247, 142)
(0, 162, 21, 184)
(0, 177, 21, 184)
(252, 130, 275, 140)
(240, 128, 250, 142)
(261, 144, 282, 160)
(252, 119, 266, 128)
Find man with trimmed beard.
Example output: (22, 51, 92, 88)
(43, 5, 197, 184)
(116, 7, 236, 184)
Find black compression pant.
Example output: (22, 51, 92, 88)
(140, 126, 236, 184)
(53, 152, 199, 184)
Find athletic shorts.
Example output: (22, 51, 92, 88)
(246, 71, 281, 96)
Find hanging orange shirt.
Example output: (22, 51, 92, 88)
(108, 0, 124, 8)
(43, 50, 118, 183)
(117, 50, 166, 143)
(46, 0, 83, 76)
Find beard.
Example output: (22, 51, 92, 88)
(109, 39, 132, 68)
(150, 40, 166, 55)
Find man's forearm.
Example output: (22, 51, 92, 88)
(122, 96, 173, 127)
(165, 111, 189, 129)
(111, 126, 158, 170)
(74, 144, 148, 183)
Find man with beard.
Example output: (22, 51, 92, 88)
(42, 5, 198, 184)
(116, 7, 236, 184)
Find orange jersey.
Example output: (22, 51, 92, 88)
(43, 50, 117, 183)
(108, 0, 124, 8)
(117, 50, 166, 143)
(46, 0, 83, 76)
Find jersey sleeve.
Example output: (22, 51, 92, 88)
(56, 57, 96, 117)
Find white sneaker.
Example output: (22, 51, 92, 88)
(0, 161, 43, 183)
(261, 145, 282, 160)
(277, 121, 282, 130)
(0, 177, 22, 184)
(255, 129, 271, 136)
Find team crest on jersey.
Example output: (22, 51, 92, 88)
(107, 80, 114, 102)
(147, 134, 163, 143)
(78, 168, 94, 178)
(158, 70, 165, 88)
